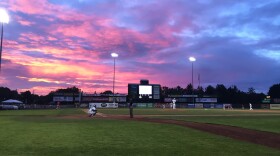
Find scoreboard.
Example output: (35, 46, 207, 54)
(128, 80, 161, 102)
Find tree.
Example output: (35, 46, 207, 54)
(227, 85, 240, 104)
(44, 91, 55, 104)
(205, 85, 215, 95)
(216, 84, 228, 103)
(185, 84, 193, 95)
(176, 86, 184, 95)
(268, 84, 280, 98)
(247, 87, 256, 94)
(56, 86, 80, 93)
(100, 90, 113, 95)
(20, 91, 32, 104)
(0, 87, 20, 101)
(196, 86, 204, 97)
(0, 87, 11, 101)
(161, 86, 170, 97)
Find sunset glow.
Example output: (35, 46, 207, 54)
(0, 0, 279, 95)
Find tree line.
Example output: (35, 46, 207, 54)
(0, 83, 280, 104)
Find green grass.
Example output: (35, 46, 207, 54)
(98, 108, 280, 115)
(100, 108, 280, 133)
(0, 108, 279, 155)
(153, 115, 280, 133)
(0, 108, 84, 116)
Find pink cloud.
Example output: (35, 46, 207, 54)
(19, 32, 45, 42)
(2, 0, 192, 95)
(9, 0, 55, 15)
(8, 0, 91, 22)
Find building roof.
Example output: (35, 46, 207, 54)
(2, 99, 23, 104)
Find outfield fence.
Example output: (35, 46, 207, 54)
(3, 103, 278, 110)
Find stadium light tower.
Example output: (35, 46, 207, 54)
(189, 56, 196, 104)
(111, 52, 118, 104)
(0, 8, 9, 72)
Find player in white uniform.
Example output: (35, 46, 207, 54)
(249, 103, 253, 110)
(172, 98, 176, 109)
(88, 105, 97, 117)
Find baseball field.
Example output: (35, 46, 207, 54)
(0, 108, 279, 156)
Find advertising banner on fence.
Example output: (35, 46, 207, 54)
(53, 96, 74, 102)
(195, 103, 204, 108)
(188, 104, 195, 108)
(134, 103, 154, 108)
(118, 103, 128, 108)
(109, 97, 127, 102)
(177, 98, 192, 102)
(203, 104, 215, 108)
(89, 103, 118, 108)
(53, 96, 64, 102)
(177, 104, 188, 108)
(203, 104, 211, 108)
(196, 98, 217, 103)
(261, 104, 270, 109)
(164, 98, 172, 102)
(136, 103, 147, 108)
(215, 104, 224, 109)
(83, 97, 109, 102)
(270, 104, 280, 109)
(273, 98, 280, 103)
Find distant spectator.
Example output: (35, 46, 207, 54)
(56, 102, 60, 109)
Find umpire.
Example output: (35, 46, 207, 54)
(129, 99, 133, 118)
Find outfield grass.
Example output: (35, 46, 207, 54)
(99, 108, 280, 133)
(0, 108, 84, 116)
(154, 115, 280, 133)
(98, 108, 280, 115)
(0, 109, 279, 156)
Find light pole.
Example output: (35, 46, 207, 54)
(111, 52, 118, 104)
(0, 8, 9, 72)
(189, 56, 196, 104)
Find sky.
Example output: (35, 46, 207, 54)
(0, 0, 279, 95)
